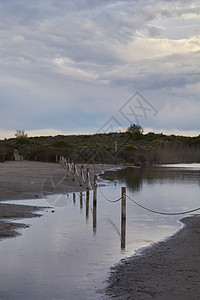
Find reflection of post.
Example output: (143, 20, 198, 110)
(80, 165, 84, 187)
(93, 175, 97, 233)
(86, 190, 89, 220)
(72, 164, 76, 181)
(80, 192, 83, 210)
(121, 187, 126, 250)
(86, 168, 90, 191)
(73, 193, 76, 205)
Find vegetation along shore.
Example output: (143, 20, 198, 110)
(1, 126, 200, 165)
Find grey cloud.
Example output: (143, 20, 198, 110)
(0, 0, 200, 135)
(145, 25, 166, 37)
(1, 0, 199, 67)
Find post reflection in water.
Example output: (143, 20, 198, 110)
(80, 191, 83, 210)
(121, 187, 126, 250)
(78, 180, 127, 249)
(86, 190, 89, 221)
(93, 199, 97, 234)
(93, 175, 98, 234)
(73, 193, 76, 205)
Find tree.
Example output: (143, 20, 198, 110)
(15, 130, 28, 138)
(126, 124, 143, 139)
(15, 130, 31, 146)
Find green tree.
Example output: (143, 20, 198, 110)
(15, 130, 32, 146)
(126, 124, 143, 139)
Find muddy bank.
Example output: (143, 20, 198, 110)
(0, 203, 43, 239)
(105, 215, 200, 300)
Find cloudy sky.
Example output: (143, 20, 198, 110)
(0, 0, 200, 139)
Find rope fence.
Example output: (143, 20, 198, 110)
(98, 186, 200, 216)
(57, 156, 93, 190)
(57, 156, 200, 217)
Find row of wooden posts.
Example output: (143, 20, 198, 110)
(57, 155, 127, 249)
(71, 180, 127, 250)
(57, 156, 92, 189)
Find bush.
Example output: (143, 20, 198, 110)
(0, 142, 14, 161)
(0, 154, 5, 162)
(51, 140, 72, 148)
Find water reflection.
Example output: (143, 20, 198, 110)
(101, 165, 200, 193)
(86, 190, 89, 221)
(74, 165, 200, 251)
(93, 196, 97, 235)
(121, 187, 126, 250)
(80, 191, 83, 210)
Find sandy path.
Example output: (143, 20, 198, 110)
(0, 161, 115, 239)
(105, 216, 200, 300)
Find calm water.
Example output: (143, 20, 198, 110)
(0, 164, 200, 299)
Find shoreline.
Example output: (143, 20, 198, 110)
(105, 215, 200, 300)
(0, 203, 44, 240)
(0, 161, 116, 239)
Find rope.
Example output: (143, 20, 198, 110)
(98, 187, 122, 203)
(125, 194, 200, 216)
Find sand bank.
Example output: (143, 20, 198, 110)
(105, 215, 200, 299)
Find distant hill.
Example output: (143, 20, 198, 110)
(0, 131, 200, 165)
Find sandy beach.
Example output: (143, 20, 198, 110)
(0, 160, 115, 239)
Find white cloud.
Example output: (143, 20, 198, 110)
(122, 35, 200, 62)
(11, 35, 26, 45)
(144, 128, 200, 137)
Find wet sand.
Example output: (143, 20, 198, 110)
(0, 160, 115, 239)
(0, 203, 42, 239)
(105, 216, 200, 300)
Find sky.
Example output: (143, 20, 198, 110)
(0, 0, 200, 139)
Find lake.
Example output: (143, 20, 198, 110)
(0, 164, 200, 299)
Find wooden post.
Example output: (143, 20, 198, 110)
(86, 168, 90, 191)
(72, 163, 76, 181)
(80, 165, 84, 187)
(121, 187, 126, 250)
(93, 175, 97, 233)
(80, 192, 83, 210)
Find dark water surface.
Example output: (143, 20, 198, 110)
(0, 164, 199, 299)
